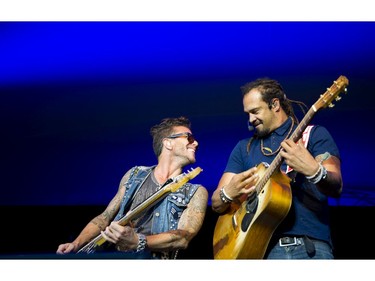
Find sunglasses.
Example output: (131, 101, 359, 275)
(166, 132, 196, 144)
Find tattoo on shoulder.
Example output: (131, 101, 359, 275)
(191, 187, 208, 213)
(316, 152, 331, 163)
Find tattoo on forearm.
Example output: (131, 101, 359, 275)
(91, 217, 107, 231)
(102, 210, 112, 221)
(169, 229, 191, 243)
(89, 172, 129, 232)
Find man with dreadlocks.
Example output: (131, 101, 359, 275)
(211, 78, 342, 259)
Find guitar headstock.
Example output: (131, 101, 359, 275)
(183, 167, 203, 180)
(313, 75, 349, 111)
(167, 167, 203, 192)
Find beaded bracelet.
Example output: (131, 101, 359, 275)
(219, 186, 233, 203)
(306, 163, 327, 184)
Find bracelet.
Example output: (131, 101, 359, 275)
(306, 164, 321, 180)
(219, 186, 233, 203)
(306, 163, 327, 184)
(321, 165, 328, 181)
(136, 233, 147, 253)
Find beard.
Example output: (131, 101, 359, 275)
(254, 127, 270, 138)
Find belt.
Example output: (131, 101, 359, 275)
(278, 237, 303, 247)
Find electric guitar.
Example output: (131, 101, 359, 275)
(77, 166, 203, 254)
(213, 75, 349, 259)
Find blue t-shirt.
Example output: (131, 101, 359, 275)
(224, 117, 340, 246)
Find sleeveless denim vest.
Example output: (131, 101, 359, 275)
(114, 165, 200, 245)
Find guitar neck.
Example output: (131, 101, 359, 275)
(117, 183, 173, 226)
(118, 167, 202, 224)
(256, 107, 316, 193)
(77, 180, 173, 254)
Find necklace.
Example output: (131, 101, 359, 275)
(260, 117, 295, 156)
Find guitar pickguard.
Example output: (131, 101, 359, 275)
(241, 194, 258, 232)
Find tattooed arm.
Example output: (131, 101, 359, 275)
(56, 170, 131, 254)
(145, 185, 208, 252)
(107, 185, 209, 253)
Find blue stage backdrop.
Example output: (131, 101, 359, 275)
(1, 22, 374, 207)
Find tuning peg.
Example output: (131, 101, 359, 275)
(335, 96, 342, 101)
(329, 103, 335, 108)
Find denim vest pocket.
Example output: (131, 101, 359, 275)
(167, 193, 188, 221)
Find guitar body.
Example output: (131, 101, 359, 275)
(213, 163, 292, 259)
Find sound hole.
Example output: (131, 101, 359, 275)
(241, 194, 258, 232)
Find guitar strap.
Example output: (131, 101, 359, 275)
(285, 125, 314, 174)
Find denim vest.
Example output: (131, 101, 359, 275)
(113, 165, 200, 258)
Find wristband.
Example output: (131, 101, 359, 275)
(136, 233, 147, 253)
(219, 186, 233, 203)
(306, 163, 327, 184)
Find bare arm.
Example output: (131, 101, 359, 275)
(211, 168, 258, 214)
(56, 170, 130, 254)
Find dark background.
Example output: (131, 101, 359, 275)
(1, 206, 374, 259)
(1, 22, 374, 258)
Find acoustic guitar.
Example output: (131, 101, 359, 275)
(213, 76, 349, 259)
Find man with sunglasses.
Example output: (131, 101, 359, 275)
(57, 116, 208, 259)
